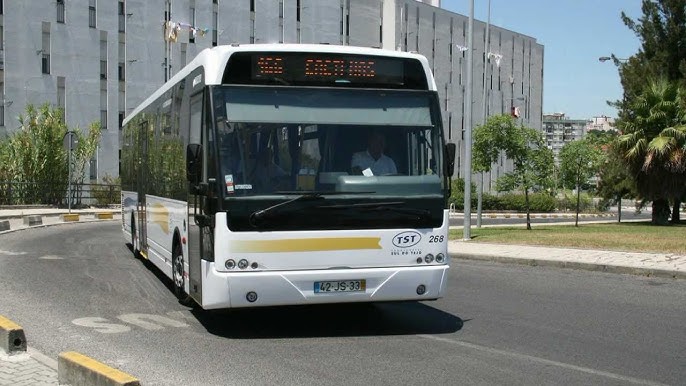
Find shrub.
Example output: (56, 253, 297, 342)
(91, 174, 121, 207)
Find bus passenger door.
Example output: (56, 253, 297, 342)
(187, 91, 205, 304)
(137, 119, 149, 256)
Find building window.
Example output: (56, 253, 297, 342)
(100, 110, 107, 130)
(57, 77, 66, 119)
(118, 62, 125, 81)
(89, 154, 98, 180)
(118, 1, 125, 32)
(250, 0, 255, 12)
(119, 111, 125, 130)
(57, 0, 65, 23)
(89, 0, 96, 28)
(212, 10, 218, 46)
(42, 23, 51, 74)
(189, 7, 196, 43)
(100, 60, 107, 79)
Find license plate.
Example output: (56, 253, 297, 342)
(314, 279, 366, 293)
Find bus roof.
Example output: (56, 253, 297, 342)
(124, 44, 437, 126)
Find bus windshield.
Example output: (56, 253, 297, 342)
(212, 86, 445, 198)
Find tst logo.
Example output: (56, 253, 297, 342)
(392, 231, 422, 248)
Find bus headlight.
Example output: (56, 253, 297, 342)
(424, 254, 434, 264)
(238, 259, 249, 269)
(225, 259, 236, 269)
(436, 253, 445, 263)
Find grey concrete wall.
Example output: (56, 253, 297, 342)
(1, 0, 543, 189)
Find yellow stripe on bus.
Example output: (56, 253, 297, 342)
(231, 237, 382, 253)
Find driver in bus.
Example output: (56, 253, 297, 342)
(350, 131, 397, 176)
(249, 147, 288, 192)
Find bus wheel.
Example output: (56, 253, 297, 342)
(172, 243, 193, 306)
(130, 216, 137, 254)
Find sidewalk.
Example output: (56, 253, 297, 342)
(0, 350, 58, 386)
(449, 240, 686, 279)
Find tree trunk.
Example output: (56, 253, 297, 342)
(617, 195, 622, 223)
(575, 181, 580, 227)
(525, 187, 531, 230)
(652, 199, 670, 225)
(671, 200, 681, 224)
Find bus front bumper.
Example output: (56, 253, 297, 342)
(200, 263, 449, 309)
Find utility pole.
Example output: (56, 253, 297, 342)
(463, 0, 474, 240)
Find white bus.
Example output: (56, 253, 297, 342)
(121, 44, 456, 309)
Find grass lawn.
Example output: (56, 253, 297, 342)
(449, 221, 686, 255)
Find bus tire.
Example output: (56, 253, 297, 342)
(172, 241, 193, 306)
(130, 215, 138, 257)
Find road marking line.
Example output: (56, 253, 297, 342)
(417, 334, 667, 386)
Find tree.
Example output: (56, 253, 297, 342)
(489, 123, 554, 230)
(472, 114, 518, 224)
(559, 139, 605, 226)
(596, 143, 638, 222)
(0, 103, 101, 205)
(617, 0, 686, 108)
(617, 79, 686, 224)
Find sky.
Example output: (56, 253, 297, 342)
(441, 0, 644, 119)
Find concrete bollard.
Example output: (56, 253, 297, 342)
(94, 212, 114, 220)
(23, 215, 43, 226)
(61, 213, 80, 222)
(0, 220, 9, 231)
(0, 315, 27, 354)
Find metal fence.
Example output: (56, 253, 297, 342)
(0, 181, 121, 207)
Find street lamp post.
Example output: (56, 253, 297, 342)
(477, 0, 491, 229)
(462, 0, 474, 240)
(599, 56, 629, 63)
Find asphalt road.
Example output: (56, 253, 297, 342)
(1, 222, 684, 385)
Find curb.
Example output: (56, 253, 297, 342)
(0, 315, 27, 354)
(0, 217, 120, 236)
(454, 253, 685, 280)
(58, 351, 140, 386)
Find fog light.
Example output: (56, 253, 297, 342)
(436, 253, 445, 263)
(238, 259, 249, 269)
(225, 259, 236, 269)
(246, 291, 258, 303)
(416, 257, 423, 264)
(424, 254, 434, 264)
(251, 262, 258, 269)
(416, 285, 426, 295)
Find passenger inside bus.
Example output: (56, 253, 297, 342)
(350, 131, 397, 176)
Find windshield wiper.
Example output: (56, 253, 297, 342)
(249, 193, 324, 227)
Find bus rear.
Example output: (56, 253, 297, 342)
(189, 46, 456, 309)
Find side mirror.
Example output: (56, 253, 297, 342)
(444, 143, 456, 177)
(186, 143, 203, 184)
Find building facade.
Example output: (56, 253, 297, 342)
(586, 115, 616, 132)
(0, 0, 543, 185)
(543, 113, 589, 165)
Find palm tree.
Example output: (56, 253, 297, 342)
(646, 124, 686, 222)
(618, 79, 686, 225)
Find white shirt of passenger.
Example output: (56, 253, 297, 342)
(351, 151, 397, 176)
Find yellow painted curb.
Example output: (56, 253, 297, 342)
(0, 314, 27, 353)
(95, 212, 114, 220)
(58, 351, 140, 386)
(62, 213, 80, 222)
